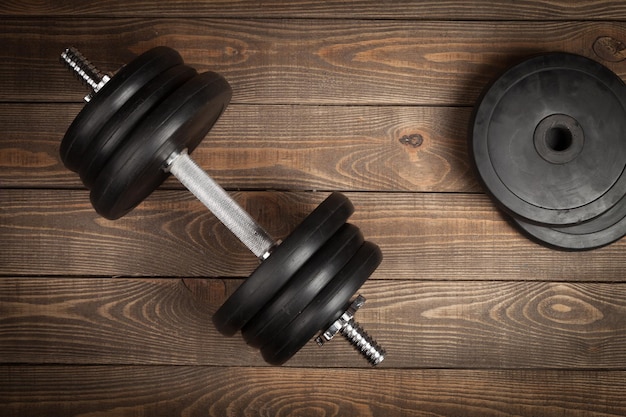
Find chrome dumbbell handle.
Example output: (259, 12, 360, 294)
(164, 150, 276, 259)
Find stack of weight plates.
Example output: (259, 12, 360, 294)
(470, 53, 626, 250)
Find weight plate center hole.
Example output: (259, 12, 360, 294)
(546, 126, 573, 152)
(534, 114, 585, 164)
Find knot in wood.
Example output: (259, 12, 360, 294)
(593, 36, 626, 62)
(399, 134, 424, 148)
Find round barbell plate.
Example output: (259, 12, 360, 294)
(90, 71, 232, 220)
(79, 64, 198, 188)
(241, 223, 364, 349)
(213, 192, 355, 336)
(471, 53, 626, 226)
(61, 46, 184, 172)
(261, 241, 382, 366)
(512, 195, 626, 250)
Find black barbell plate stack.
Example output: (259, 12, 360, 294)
(261, 241, 382, 366)
(512, 195, 626, 251)
(79, 64, 198, 188)
(471, 52, 626, 227)
(213, 192, 355, 336)
(90, 70, 232, 220)
(471, 52, 626, 250)
(61, 46, 184, 172)
(241, 222, 364, 348)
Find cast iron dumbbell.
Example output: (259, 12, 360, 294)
(59, 46, 385, 365)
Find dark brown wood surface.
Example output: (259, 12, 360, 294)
(1, 1, 626, 416)
(2, 367, 625, 416)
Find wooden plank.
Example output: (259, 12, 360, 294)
(2, 189, 626, 280)
(0, 103, 477, 192)
(1, 366, 625, 416)
(1, 19, 625, 104)
(0, 103, 79, 189)
(1, 277, 626, 368)
(2, 0, 626, 20)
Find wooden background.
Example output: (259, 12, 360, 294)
(2, 1, 626, 415)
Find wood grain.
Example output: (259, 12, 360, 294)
(1, 277, 625, 369)
(2, 0, 626, 20)
(2, 189, 626, 280)
(1, 366, 625, 416)
(2, 19, 625, 104)
(0, 103, 476, 192)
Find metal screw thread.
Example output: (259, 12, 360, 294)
(60, 47, 107, 93)
(341, 319, 385, 366)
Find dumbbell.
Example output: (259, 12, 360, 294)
(59, 46, 385, 365)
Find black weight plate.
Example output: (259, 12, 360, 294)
(471, 53, 626, 226)
(90, 71, 232, 220)
(512, 193, 626, 250)
(241, 223, 364, 349)
(261, 241, 382, 365)
(79, 64, 198, 188)
(213, 192, 355, 336)
(61, 46, 184, 171)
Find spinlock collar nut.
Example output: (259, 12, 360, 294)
(316, 295, 366, 346)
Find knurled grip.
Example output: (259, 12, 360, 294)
(165, 150, 276, 259)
